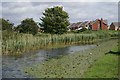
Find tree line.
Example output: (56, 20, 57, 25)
(1, 6, 70, 35)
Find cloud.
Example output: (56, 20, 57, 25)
(0, 3, 2, 18)
(1, 0, 31, 2)
(61, 2, 118, 23)
(1, 2, 118, 26)
(2, 2, 50, 25)
(1, 0, 120, 2)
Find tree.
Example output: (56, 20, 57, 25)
(16, 18, 39, 35)
(40, 6, 70, 34)
(0, 18, 13, 31)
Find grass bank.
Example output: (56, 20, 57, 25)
(84, 54, 118, 78)
(84, 45, 119, 78)
(23, 39, 118, 78)
(2, 30, 118, 56)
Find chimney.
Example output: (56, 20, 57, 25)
(101, 18, 103, 22)
(100, 18, 103, 29)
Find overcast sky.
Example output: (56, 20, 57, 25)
(1, 2, 118, 25)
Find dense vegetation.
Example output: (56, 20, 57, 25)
(2, 30, 118, 56)
(40, 6, 70, 34)
(0, 18, 13, 31)
(15, 18, 39, 35)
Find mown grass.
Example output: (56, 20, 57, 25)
(2, 30, 118, 56)
(84, 54, 118, 78)
(84, 46, 119, 78)
(23, 39, 118, 78)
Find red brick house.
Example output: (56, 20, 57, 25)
(109, 22, 120, 30)
(89, 18, 108, 30)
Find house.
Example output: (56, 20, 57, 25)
(77, 21, 90, 30)
(68, 18, 108, 31)
(68, 22, 83, 30)
(68, 21, 89, 31)
(109, 22, 120, 30)
(89, 18, 108, 30)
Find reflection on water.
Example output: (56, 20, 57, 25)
(2, 44, 96, 78)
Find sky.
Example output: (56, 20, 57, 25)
(1, 1, 119, 26)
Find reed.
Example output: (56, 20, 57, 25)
(2, 30, 118, 56)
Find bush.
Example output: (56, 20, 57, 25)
(15, 18, 39, 35)
(1, 18, 13, 31)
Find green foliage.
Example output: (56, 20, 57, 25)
(15, 18, 39, 35)
(85, 54, 118, 78)
(2, 30, 118, 56)
(2, 32, 96, 56)
(40, 6, 70, 34)
(2, 30, 15, 40)
(0, 18, 13, 31)
(84, 42, 118, 78)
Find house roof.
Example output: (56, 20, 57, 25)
(84, 21, 89, 25)
(68, 18, 109, 29)
(76, 22, 83, 27)
(90, 19, 108, 25)
(89, 20, 96, 25)
(79, 21, 89, 27)
(112, 22, 120, 27)
(68, 22, 83, 28)
(103, 20, 108, 24)
(67, 23, 75, 28)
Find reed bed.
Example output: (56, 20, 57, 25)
(2, 30, 118, 56)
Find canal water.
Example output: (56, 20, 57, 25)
(2, 44, 96, 78)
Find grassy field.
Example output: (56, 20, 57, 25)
(84, 46, 119, 78)
(2, 30, 118, 56)
(84, 54, 118, 78)
(23, 39, 118, 78)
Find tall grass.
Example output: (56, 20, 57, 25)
(0, 30, 2, 56)
(2, 30, 118, 56)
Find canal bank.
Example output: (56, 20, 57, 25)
(23, 39, 118, 78)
